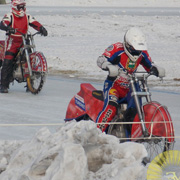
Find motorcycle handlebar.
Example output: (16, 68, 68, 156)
(16, 30, 41, 37)
(127, 72, 151, 81)
(120, 68, 151, 80)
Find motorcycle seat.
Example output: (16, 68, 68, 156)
(92, 90, 104, 101)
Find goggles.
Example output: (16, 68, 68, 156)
(126, 43, 142, 56)
(16, 4, 26, 11)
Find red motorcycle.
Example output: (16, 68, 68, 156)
(0, 31, 48, 94)
(65, 72, 175, 163)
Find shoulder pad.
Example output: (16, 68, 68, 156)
(27, 14, 36, 23)
(2, 13, 12, 20)
(114, 42, 124, 48)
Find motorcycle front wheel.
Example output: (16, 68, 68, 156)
(27, 72, 46, 94)
(139, 137, 174, 164)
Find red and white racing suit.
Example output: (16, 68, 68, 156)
(96, 42, 153, 132)
(1, 12, 42, 61)
(0, 12, 43, 88)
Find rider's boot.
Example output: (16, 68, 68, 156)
(24, 84, 30, 92)
(0, 86, 8, 93)
(97, 104, 117, 132)
(0, 59, 13, 93)
(0, 59, 2, 68)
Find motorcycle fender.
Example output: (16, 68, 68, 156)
(0, 41, 5, 61)
(30, 52, 48, 73)
(131, 101, 174, 143)
(65, 94, 86, 121)
(65, 83, 104, 122)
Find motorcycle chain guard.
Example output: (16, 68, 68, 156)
(131, 101, 174, 143)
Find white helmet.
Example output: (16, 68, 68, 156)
(123, 27, 147, 62)
(11, 0, 26, 17)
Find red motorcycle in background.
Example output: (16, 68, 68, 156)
(65, 72, 175, 163)
(0, 31, 48, 94)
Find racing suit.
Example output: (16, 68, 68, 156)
(0, 12, 46, 91)
(96, 42, 153, 132)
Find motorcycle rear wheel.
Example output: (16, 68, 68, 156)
(107, 117, 127, 143)
(27, 72, 46, 94)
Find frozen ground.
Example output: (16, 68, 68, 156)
(0, 0, 180, 179)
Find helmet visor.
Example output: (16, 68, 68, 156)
(126, 43, 142, 56)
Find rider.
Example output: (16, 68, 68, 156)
(0, 0, 48, 93)
(96, 27, 165, 132)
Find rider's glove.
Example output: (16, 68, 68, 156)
(97, 55, 108, 70)
(102, 62, 120, 77)
(150, 65, 165, 78)
(106, 64, 119, 77)
(40, 26, 48, 36)
(6, 27, 16, 35)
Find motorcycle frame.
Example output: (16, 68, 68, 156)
(21, 33, 36, 77)
(14, 32, 47, 82)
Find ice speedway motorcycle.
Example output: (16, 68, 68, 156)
(65, 71, 175, 163)
(0, 31, 48, 94)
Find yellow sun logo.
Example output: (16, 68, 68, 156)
(147, 150, 180, 180)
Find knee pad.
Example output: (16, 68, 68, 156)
(97, 104, 117, 132)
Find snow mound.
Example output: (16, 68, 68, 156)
(0, 121, 147, 180)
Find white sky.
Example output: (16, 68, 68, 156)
(25, 0, 180, 7)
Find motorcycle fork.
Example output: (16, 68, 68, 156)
(129, 77, 149, 136)
(141, 76, 152, 102)
(22, 37, 32, 77)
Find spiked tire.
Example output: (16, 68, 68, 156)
(27, 72, 46, 95)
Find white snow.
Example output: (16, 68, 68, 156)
(0, 121, 147, 180)
(26, 1, 180, 87)
(0, 0, 179, 179)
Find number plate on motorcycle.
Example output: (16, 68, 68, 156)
(75, 95, 86, 111)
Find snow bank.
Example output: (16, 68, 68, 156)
(0, 121, 147, 180)
(38, 14, 180, 83)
